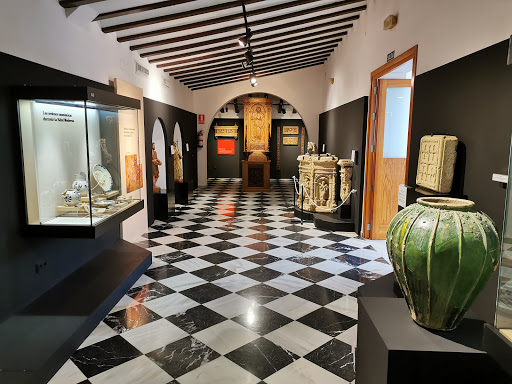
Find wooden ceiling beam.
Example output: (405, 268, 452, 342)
(173, 45, 336, 80)
(190, 60, 326, 90)
(121, 0, 366, 44)
(59, 0, 105, 8)
(140, 11, 359, 58)
(149, 23, 353, 68)
(102, 0, 266, 33)
(163, 32, 344, 74)
(183, 54, 331, 86)
(94, 0, 199, 21)
(163, 34, 344, 73)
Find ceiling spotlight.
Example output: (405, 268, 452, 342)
(238, 29, 252, 47)
(242, 61, 249, 69)
(244, 50, 254, 65)
(282, 108, 286, 115)
(225, 104, 229, 112)
(250, 72, 257, 87)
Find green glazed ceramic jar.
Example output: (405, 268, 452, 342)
(386, 197, 500, 330)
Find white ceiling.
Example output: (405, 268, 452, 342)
(66, 0, 368, 90)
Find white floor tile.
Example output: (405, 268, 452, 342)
(304, 248, 342, 260)
(89, 355, 173, 384)
(336, 324, 358, 348)
(121, 319, 188, 354)
(265, 237, 298, 247)
(313, 260, 354, 274)
(143, 293, 199, 317)
(214, 274, 260, 292)
(79, 321, 117, 349)
(265, 321, 331, 356)
(265, 358, 348, 384)
(161, 227, 191, 235)
(227, 236, 260, 246)
(159, 273, 207, 292)
(265, 275, 312, 293)
(48, 360, 87, 384)
(177, 356, 260, 384)
(219, 259, 259, 273)
(152, 235, 184, 245)
(266, 260, 305, 274)
(302, 238, 335, 247)
(191, 236, 222, 245)
(109, 295, 139, 314)
(193, 320, 259, 354)
(264, 247, 301, 259)
(264, 295, 320, 320)
(172, 258, 213, 272)
(317, 276, 363, 294)
(204, 293, 257, 318)
(325, 296, 358, 319)
(358, 260, 394, 275)
(131, 274, 156, 289)
(147, 245, 177, 257)
(182, 245, 217, 257)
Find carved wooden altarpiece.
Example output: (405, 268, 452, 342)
(243, 98, 272, 153)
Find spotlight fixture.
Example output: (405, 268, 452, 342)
(282, 108, 286, 115)
(238, 28, 252, 47)
(250, 72, 257, 87)
(242, 61, 249, 69)
(225, 104, 229, 112)
(244, 49, 254, 65)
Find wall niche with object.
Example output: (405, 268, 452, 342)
(16, 86, 144, 239)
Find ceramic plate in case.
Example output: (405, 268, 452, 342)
(92, 164, 113, 193)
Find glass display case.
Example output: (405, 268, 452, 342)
(496, 137, 512, 341)
(17, 86, 144, 238)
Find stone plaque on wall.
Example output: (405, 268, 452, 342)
(244, 98, 272, 153)
(416, 135, 458, 193)
(214, 124, 238, 139)
(283, 137, 298, 146)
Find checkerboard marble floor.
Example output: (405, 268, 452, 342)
(49, 178, 392, 384)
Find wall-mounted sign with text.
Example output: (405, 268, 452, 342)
(198, 114, 205, 124)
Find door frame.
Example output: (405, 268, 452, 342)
(362, 45, 418, 239)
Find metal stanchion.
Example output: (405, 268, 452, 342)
(301, 184, 304, 225)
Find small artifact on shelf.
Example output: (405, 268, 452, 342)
(72, 172, 89, 196)
(307, 142, 318, 155)
(416, 135, 458, 193)
(386, 197, 500, 331)
(62, 189, 81, 206)
(92, 164, 114, 193)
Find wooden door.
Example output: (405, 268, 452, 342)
(371, 79, 412, 239)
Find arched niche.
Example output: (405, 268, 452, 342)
(206, 93, 309, 180)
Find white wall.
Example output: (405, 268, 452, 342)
(193, 65, 326, 186)
(323, 0, 512, 110)
(0, 0, 193, 111)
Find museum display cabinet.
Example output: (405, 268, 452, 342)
(496, 142, 512, 339)
(16, 86, 144, 238)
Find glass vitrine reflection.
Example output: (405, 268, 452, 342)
(496, 137, 512, 341)
(17, 88, 143, 235)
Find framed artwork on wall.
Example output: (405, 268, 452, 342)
(283, 137, 298, 145)
(218, 140, 235, 155)
(283, 126, 299, 135)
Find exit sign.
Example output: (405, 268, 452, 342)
(387, 51, 395, 62)
(198, 114, 205, 124)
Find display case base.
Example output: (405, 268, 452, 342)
(0, 240, 151, 384)
(175, 181, 189, 205)
(293, 206, 354, 231)
(356, 297, 511, 384)
(483, 323, 512, 377)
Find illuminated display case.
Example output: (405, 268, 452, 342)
(496, 138, 512, 341)
(17, 87, 144, 238)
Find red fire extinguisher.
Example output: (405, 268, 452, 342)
(198, 130, 204, 148)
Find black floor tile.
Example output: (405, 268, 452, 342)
(287, 255, 325, 266)
(243, 253, 281, 265)
(134, 239, 161, 249)
(71, 335, 142, 377)
(247, 232, 277, 241)
(293, 285, 344, 306)
(340, 268, 383, 283)
(166, 305, 227, 334)
(232, 306, 292, 335)
(191, 265, 235, 281)
(240, 266, 282, 282)
(246, 242, 278, 252)
(298, 307, 357, 337)
(171, 240, 202, 251)
(142, 231, 169, 239)
(207, 241, 241, 252)
(332, 254, 371, 267)
(305, 339, 355, 382)
(176, 232, 205, 240)
(146, 336, 220, 378)
(181, 282, 231, 304)
(126, 282, 174, 303)
(144, 265, 186, 281)
(236, 283, 287, 304)
(320, 233, 349, 242)
(104, 304, 161, 333)
(289, 267, 334, 283)
(324, 243, 360, 253)
(156, 251, 194, 264)
(199, 252, 238, 264)
(226, 337, 298, 380)
(285, 242, 319, 253)
(283, 233, 313, 242)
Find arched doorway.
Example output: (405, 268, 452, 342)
(207, 93, 308, 180)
